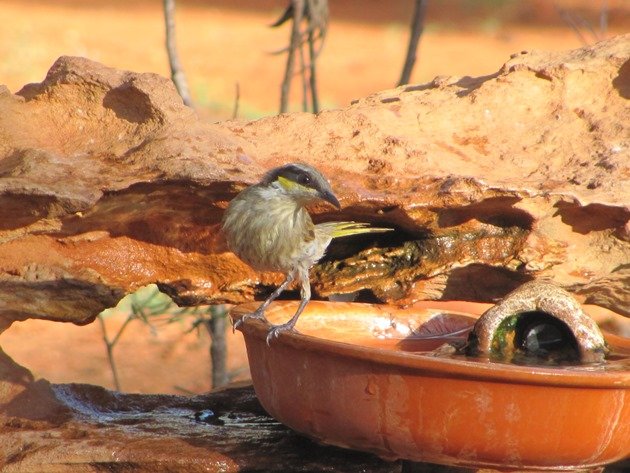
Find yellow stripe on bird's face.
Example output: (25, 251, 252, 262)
(277, 175, 312, 194)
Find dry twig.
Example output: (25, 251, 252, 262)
(398, 0, 428, 86)
(163, 0, 193, 106)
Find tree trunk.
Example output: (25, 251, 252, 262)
(205, 307, 228, 389)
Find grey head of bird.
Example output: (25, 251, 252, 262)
(260, 162, 341, 209)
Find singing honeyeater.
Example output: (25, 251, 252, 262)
(222, 163, 390, 344)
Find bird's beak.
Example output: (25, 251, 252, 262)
(320, 190, 341, 209)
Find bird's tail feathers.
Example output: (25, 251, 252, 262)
(328, 221, 393, 239)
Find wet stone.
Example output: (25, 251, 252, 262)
(0, 381, 401, 472)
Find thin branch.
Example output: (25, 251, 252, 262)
(557, 7, 589, 45)
(308, 27, 319, 113)
(398, 0, 428, 86)
(163, 0, 193, 106)
(98, 315, 121, 391)
(305, 0, 329, 60)
(232, 82, 240, 119)
(298, 36, 309, 112)
(279, 0, 305, 113)
(110, 314, 135, 347)
(274, 0, 327, 113)
(268, 29, 323, 56)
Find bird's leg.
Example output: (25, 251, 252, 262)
(266, 271, 310, 344)
(233, 270, 295, 331)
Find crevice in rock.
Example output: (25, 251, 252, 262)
(318, 203, 428, 237)
(441, 264, 534, 302)
(434, 196, 534, 230)
(103, 84, 158, 125)
(57, 180, 238, 254)
(0, 194, 59, 231)
(612, 58, 630, 99)
(554, 201, 630, 234)
(313, 224, 530, 302)
(352, 289, 382, 304)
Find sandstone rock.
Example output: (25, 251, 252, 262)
(0, 56, 263, 329)
(0, 36, 628, 337)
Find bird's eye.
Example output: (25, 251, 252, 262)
(297, 174, 311, 186)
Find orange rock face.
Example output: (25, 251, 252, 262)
(0, 35, 629, 338)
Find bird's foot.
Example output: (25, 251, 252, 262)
(232, 309, 268, 332)
(265, 322, 298, 345)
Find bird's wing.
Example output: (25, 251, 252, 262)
(316, 221, 393, 239)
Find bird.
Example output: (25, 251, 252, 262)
(222, 162, 391, 344)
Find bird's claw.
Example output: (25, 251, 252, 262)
(232, 310, 268, 333)
(265, 323, 297, 345)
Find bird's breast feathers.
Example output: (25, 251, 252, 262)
(223, 186, 325, 272)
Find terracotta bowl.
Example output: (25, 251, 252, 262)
(231, 301, 630, 471)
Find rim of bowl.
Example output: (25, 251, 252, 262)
(232, 301, 630, 389)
